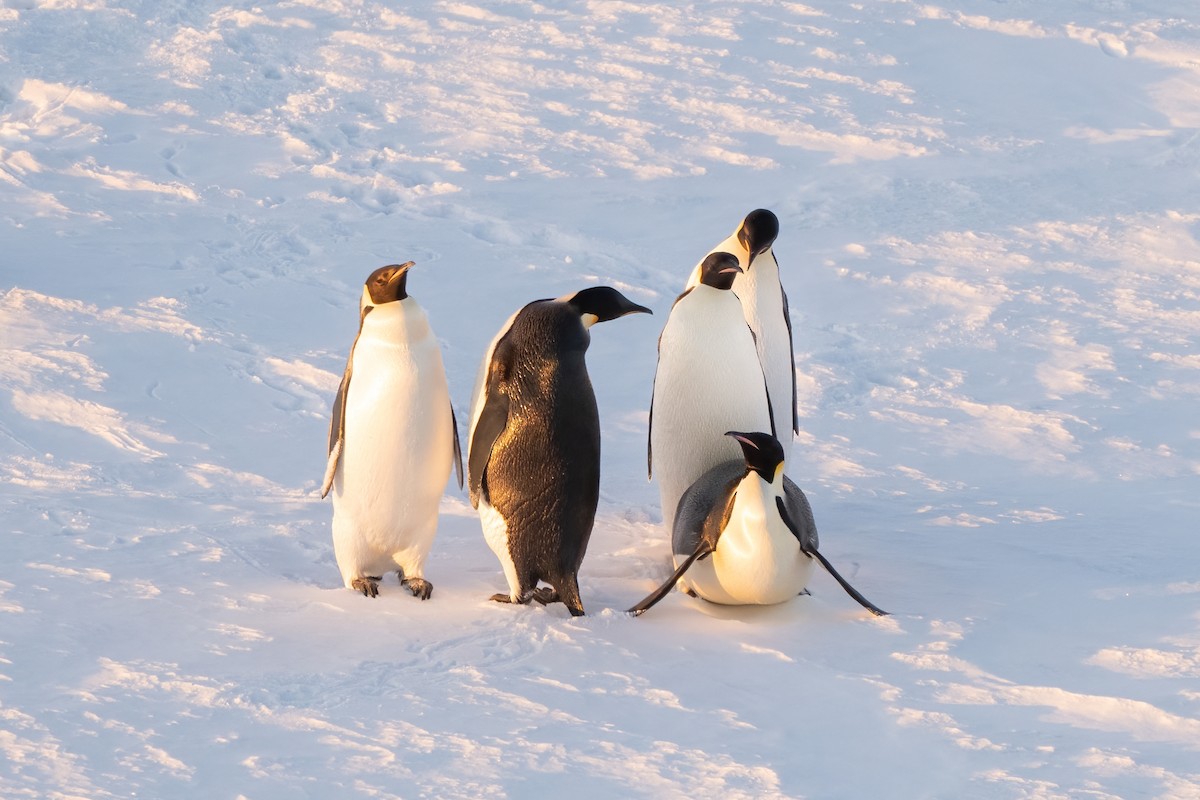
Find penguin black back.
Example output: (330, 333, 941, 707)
(475, 300, 602, 615)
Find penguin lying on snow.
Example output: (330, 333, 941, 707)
(649, 251, 775, 532)
(630, 431, 886, 616)
(469, 287, 652, 616)
(323, 262, 462, 599)
(685, 209, 798, 461)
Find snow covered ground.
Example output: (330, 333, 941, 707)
(2, 0, 1199, 797)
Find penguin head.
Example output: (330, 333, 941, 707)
(726, 431, 786, 483)
(362, 262, 414, 307)
(698, 252, 742, 291)
(565, 286, 653, 328)
(736, 209, 779, 269)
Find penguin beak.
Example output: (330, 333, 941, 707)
(624, 302, 653, 317)
(721, 264, 743, 276)
(387, 261, 415, 289)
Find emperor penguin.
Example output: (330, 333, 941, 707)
(468, 286, 652, 616)
(649, 252, 774, 532)
(629, 431, 886, 616)
(685, 209, 798, 461)
(322, 262, 462, 599)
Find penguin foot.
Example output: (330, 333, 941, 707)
(402, 577, 433, 600)
(351, 576, 382, 598)
(489, 592, 528, 605)
(530, 587, 559, 605)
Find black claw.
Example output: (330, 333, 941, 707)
(351, 577, 381, 598)
(403, 578, 433, 600)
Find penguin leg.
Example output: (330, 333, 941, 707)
(351, 576, 382, 598)
(393, 539, 434, 600)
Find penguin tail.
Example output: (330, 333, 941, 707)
(557, 576, 585, 617)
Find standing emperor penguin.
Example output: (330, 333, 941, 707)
(630, 431, 886, 616)
(322, 262, 462, 599)
(649, 252, 774, 532)
(685, 209, 797, 461)
(468, 286, 652, 616)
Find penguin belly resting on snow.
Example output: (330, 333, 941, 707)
(649, 251, 774, 532)
(322, 262, 462, 599)
(685, 209, 798, 461)
(629, 431, 886, 616)
(469, 286, 652, 616)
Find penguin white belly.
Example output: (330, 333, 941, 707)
(733, 255, 795, 461)
(651, 289, 772, 529)
(687, 244, 795, 462)
(479, 497, 521, 601)
(331, 304, 453, 585)
(677, 484, 814, 605)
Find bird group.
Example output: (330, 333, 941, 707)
(321, 210, 886, 619)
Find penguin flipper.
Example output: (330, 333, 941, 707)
(781, 286, 799, 436)
(807, 546, 888, 617)
(775, 496, 886, 616)
(323, 307, 374, 499)
(450, 404, 464, 490)
(468, 344, 511, 508)
(748, 322, 778, 439)
(627, 543, 713, 616)
(321, 354, 353, 498)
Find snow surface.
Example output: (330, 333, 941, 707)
(2, 0, 1199, 797)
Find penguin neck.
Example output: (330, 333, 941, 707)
(361, 298, 430, 341)
(691, 282, 740, 306)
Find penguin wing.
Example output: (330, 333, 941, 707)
(630, 464, 741, 616)
(467, 335, 513, 508)
(781, 286, 799, 435)
(774, 494, 887, 617)
(321, 363, 351, 499)
(450, 404, 464, 490)
(748, 321, 778, 439)
(646, 368, 656, 480)
(321, 308, 373, 499)
(627, 541, 713, 616)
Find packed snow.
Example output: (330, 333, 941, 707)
(2, 0, 1199, 797)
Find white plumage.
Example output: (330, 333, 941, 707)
(324, 265, 459, 598)
(649, 277, 773, 532)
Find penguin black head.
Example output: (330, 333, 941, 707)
(698, 252, 743, 291)
(726, 431, 786, 483)
(566, 286, 653, 328)
(363, 262, 414, 306)
(736, 209, 779, 268)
